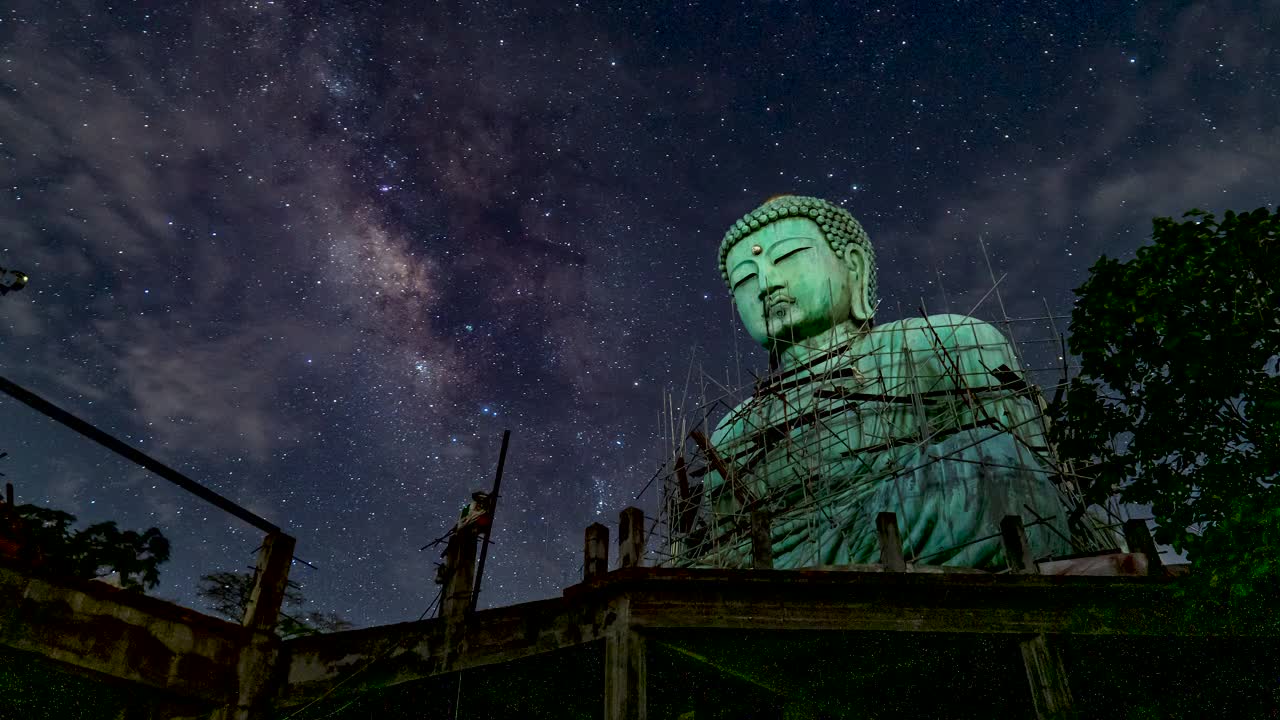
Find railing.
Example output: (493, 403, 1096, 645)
(579, 504, 1166, 581)
(0, 375, 295, 719)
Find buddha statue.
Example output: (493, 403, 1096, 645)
(685, 195, 1073, 569)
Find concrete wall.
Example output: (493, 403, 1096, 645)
(0, 557, 248, 706)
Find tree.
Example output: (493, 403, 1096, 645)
(196, 570, 352, 638)
(1051, 207, 1278, 630)
(1, 503, 170, 591)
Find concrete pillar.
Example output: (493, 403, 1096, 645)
(604, 602, 646, 720)
(439, 527, 479, 622)
(585, 522, 610, 580)
(618, 507, 646, 569)
(241, 532, 296, 631)
(210, 633, 283, 720)
(1021, 633, 1075, 719)
(213, 531, 295, 720)
(876, 511, 906, 571)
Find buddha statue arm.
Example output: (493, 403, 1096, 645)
(875, 314, 1069, 566)
(678, 403, 764, 565)
(894, 314, 1046, 442)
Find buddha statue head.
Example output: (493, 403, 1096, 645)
(719, 195, 877, 361)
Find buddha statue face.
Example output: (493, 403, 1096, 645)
(726, 216, 867, 353)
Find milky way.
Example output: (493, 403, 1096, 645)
(1, 1, 1276, 626)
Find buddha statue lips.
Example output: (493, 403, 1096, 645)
(762, 292, 793, 310)
(763, 293, 795, 322)
(687, 194, 1074, 571)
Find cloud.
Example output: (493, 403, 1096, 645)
(1083, 130, 1280, 223)
(0, 5, 483, 465)
(906, 0, 1278, 308)
(0, 295, 42, 337)
(108, 317, 335, 461)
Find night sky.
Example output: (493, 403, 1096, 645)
(1, 1, 1276, 628)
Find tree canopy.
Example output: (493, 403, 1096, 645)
(197, 570, 352, 638)
(2, 503, 170, 591)
(1051, 207, 1278, 628)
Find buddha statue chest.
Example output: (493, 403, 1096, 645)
(721, 370, 872, 489)
(708, 328, 964, 521)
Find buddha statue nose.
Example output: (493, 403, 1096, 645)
(758, 277, 786, 301)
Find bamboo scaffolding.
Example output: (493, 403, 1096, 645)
(643, 302, 1111, 570)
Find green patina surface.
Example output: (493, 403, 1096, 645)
(690, 195, 1072, 569)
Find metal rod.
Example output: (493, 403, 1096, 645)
(469, 429, 510, 614)
(0, 375, 280, 533)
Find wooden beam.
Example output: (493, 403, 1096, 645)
(585, 523, 610, 580)
(242, 532, 296, 632)
(629, 594, 1108, 634)
(0, 375, 280, 533)
(605, 601, 646, 720)
(1001, 515, 1037, 574)
(1038, 553, 1149, 577)
(689, 429, 757, 507)
(279, 568, 1197, 708)
(1122, 519, 1164, 576)
(619, 507, 646, 569)
(1020, 633, 1075, 719)
(750, 511, 773, 570)
(278, 597, 612, 708)
(876, 512, 906, 572)
(618, 569, 1184, 636)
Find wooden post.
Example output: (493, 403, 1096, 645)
(604, 602, 646, 720)
(241, 532, 296, 631)
(674, 456, 700, 536)
(1122, 519, 1164, 576)
(469, 429, 510, 615)
(1001, 515, 1038, 574)
(876, 511, 906, 571)
(689, 429, 757, 506)
(1020, 633, 1075, 719)
(618, 507, 646, 569)
(439, 527, 479, 622)
(750, 510, 773, 569)
(585, 523, 609, 580)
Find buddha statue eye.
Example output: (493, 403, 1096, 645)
(773, 245, 813, 263)
(732, 272, 757, 291)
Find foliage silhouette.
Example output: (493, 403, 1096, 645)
(197, 569, 352, 637)
(1051, 207, 1278, 631)
(1, 503, 170, 591)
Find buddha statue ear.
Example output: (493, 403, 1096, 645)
(845, 244, 875, 322)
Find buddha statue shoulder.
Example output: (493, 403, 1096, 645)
(690, 195, 1072, 570)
